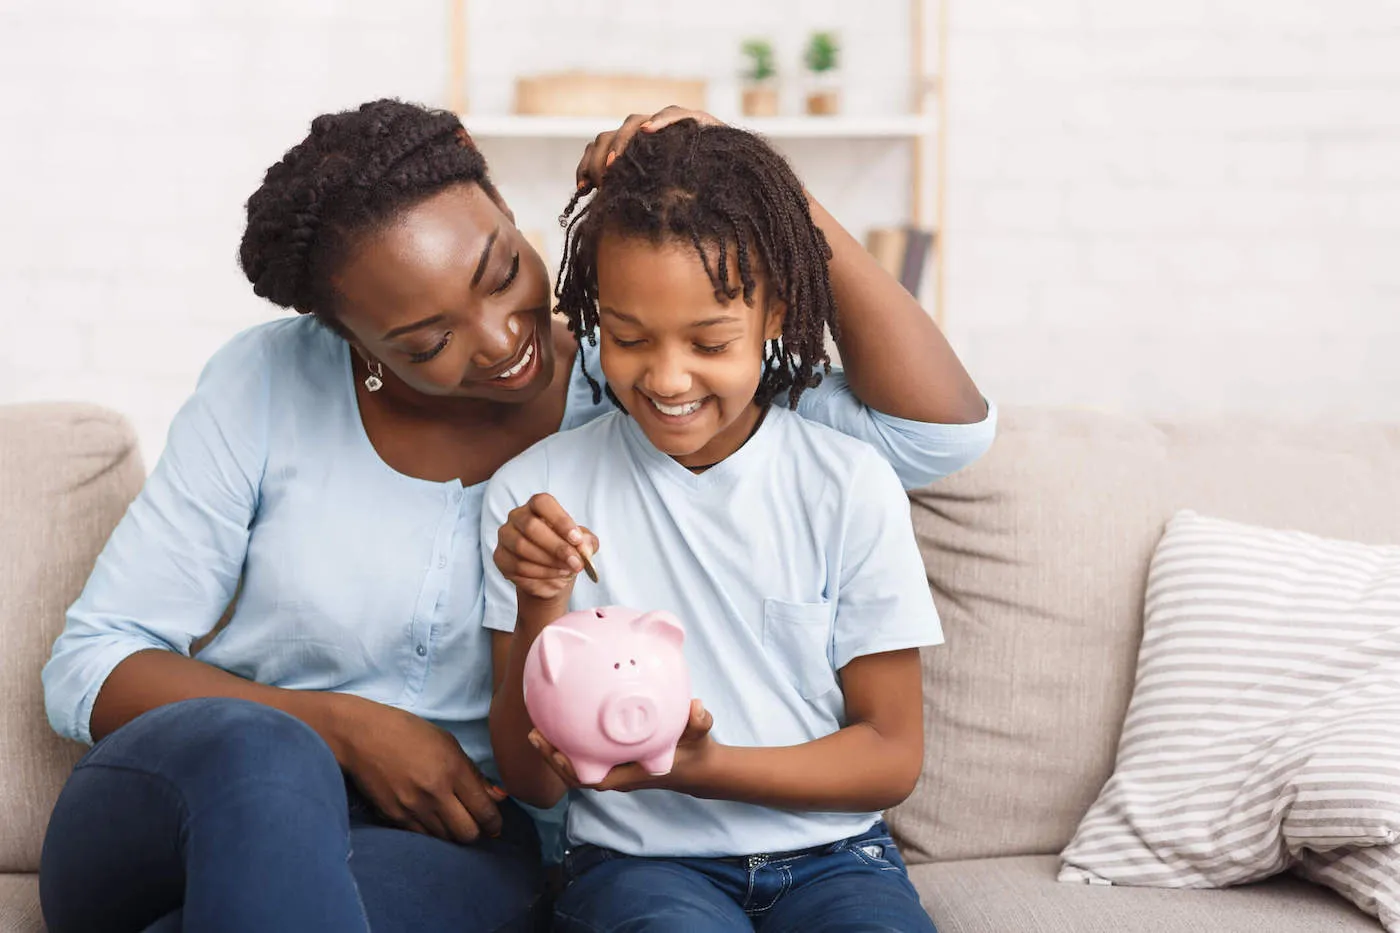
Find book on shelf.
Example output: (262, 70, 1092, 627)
(864, 226, 936, 298)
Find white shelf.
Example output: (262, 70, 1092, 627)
(459, 114, 934, 140)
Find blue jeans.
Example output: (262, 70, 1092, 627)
(554, 822, 936, 932)
(39, 698, 547, 933)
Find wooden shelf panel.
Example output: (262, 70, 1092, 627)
(459, 114, 935, 140)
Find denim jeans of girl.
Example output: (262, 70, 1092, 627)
(554, 821, 936, 932)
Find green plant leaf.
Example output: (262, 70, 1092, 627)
(804, 31, 839, 73)
(740, 38, 777, 82)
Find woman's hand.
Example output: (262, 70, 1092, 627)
(494, 493, 599, 602)
(328, 693, 506, 844)
(527, 699, 718, 794)
(576, 106, 726, 192)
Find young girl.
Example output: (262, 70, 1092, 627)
(486, 119, 989, 931)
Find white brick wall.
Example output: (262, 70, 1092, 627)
(0, 0, 451, 464)
(3, 0, 1399, 466)
(945, 0, 1400, 420)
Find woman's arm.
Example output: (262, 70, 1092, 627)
(48, 326, 504, 843)
(805, 194, 986, 424)
(43, 329, 271, 746)
(91, 650, 505, 842)
(90, 649, 343, 743)
(50, 327, 375, 759)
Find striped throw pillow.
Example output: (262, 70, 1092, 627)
(1298, 845, 1400, 931)
(1059, 511, 1400, 928)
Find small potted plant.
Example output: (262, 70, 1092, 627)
(803, 31, 840, 115)
(740, 38, 779, 117)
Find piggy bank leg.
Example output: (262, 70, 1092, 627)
(640, 748, 676, 776)
(571, 760, 613, 786)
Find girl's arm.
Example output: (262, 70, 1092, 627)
(532, 648, 925, 813)
(490, 598, 572, 810)
(486, 491, 600, 809)
(685, 649, 924, 811)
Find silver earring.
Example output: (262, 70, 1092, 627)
(364, 360, 383, 393)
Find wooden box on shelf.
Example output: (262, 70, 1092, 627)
(741, 84, 780, 117)
(514, 73, 707, 117)
(806, 89, 840, 115)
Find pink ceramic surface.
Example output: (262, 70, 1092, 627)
(523, 606, 691, 786)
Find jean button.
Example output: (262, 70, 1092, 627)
(416, 644, 427, 657)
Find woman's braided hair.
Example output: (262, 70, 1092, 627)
(239, 98, 492, 331)
(555, 119, 838, 409)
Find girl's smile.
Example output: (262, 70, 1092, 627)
(595, 234, 784, 470)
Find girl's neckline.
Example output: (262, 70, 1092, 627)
(339, 337, 584, 491)
(683, 406, 769, 473)
(619, 403, 780, 491)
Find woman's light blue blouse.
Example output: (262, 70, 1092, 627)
(42, 316, 996, 773)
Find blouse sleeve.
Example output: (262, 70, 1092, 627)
(43, 327, 272, 744)
(792, 370, 997, 490)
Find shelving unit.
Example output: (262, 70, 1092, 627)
(445, 1, 947, 325)
(460, 114, 935, 141)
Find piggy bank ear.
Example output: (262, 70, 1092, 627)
(630, 611, 685, 648)
(538, 626, 592, 685)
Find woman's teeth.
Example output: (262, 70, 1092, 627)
(651, 397, 703, 417)
(494, 341, 534, 380)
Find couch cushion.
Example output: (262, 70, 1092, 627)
(1061, 511, 1400, 924)
(0, 874, 43, 933)
(0, 404, 144, 873)
(913, 855, 1380, 933)
(889, 408, 1400, 863)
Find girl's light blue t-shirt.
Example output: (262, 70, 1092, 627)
(43, 315, 996, 775)
(482, 407, 946, 857)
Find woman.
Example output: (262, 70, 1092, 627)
(38, 99, 993, 933)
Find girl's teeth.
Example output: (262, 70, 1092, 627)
(494, 342, 534, 379)
(653, 398, 703, 417)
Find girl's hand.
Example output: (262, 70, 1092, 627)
(527, 699, 717, 794)
(494, 493, 599, 602)
(575, 106, 726, 192)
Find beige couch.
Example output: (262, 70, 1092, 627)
(3, 401, 1398, 932)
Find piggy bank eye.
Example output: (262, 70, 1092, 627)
(629, 659, 637, 666)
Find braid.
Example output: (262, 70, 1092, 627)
(239, 99, 492, 331)
(554, 121, 837, 409)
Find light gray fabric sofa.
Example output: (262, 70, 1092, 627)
(1, 404, 145, 933)
(3, 401, 1398, 931)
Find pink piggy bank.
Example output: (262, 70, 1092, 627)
(523, 606, 691, 786)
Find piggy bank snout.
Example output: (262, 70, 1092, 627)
(599, 693, 661, 746)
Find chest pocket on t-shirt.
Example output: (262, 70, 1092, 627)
(762, 598, 838, 700)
